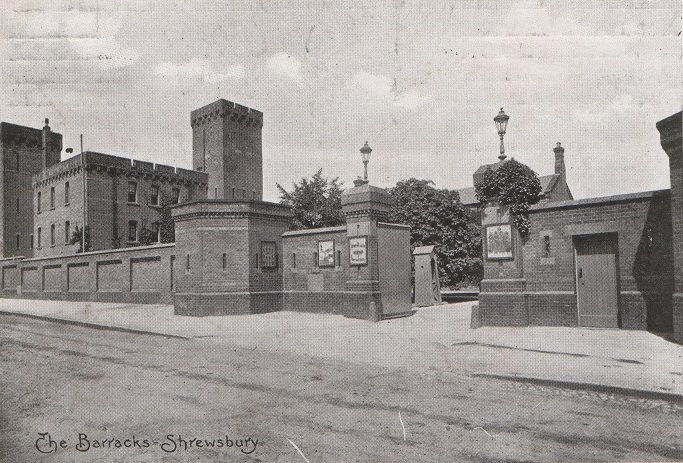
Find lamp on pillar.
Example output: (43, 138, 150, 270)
(494, 108, 509, 161)
(357, 141, 372, 185)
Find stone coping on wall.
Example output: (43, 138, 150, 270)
(529, 189, 670, 213)
(17, 243, 175, 263)
(171, 200, 293, 221)
(282, 226, 347, 237)
(377, 222, 410, 230)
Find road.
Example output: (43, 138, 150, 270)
(0, 313, 681, 462)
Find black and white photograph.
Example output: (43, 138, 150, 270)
(0, 1, 681, 462)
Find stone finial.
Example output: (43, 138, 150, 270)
(43, 118, 50, 129)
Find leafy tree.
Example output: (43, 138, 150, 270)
(277, 169, 345, 229)
(387, 179, 482, 288)
(474, 159, 542, 236)
(70, 225, 91, 253)
(157, 198, 175, 243)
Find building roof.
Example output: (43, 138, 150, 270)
(457, 173, 560, 206)
(529, 189, 670, 212)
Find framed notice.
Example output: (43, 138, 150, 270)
(349, 236, 368, 266)
(317, 240, 335, 267)
(486, 224, 513, 260)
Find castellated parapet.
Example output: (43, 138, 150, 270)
(33, 152, 208, 188)
(190, 99, 264, 129)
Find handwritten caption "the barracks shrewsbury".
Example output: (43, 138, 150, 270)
(35, 432, 259, 455)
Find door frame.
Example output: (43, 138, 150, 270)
(572, 232, 621, 328)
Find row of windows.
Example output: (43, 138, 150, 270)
(23, 220, 161, 250)
(32, 221, 73, 249)
(36, 182, 186, 213)
(128, 182, 182, 206)
(36, 182, 70, 213)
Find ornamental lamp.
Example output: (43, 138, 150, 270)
(359, 141, 372, 181)
(494, 108, 510, 161)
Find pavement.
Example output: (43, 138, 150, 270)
(0, 298, 681, 400)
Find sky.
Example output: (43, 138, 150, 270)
(0, 0, 680, 202)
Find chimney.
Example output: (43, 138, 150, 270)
(41, 118, 50, 170)
(554, 142, 565, 175)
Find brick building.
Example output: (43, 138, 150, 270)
(0, 120, 61, 257)
(32, 152, 208, 257)
(474, 110, 682, 343)
(0, 99, 266, 258)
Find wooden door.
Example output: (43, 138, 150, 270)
(575, 234, 619, 328)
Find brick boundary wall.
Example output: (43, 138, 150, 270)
(477, 190, 675, 331)
(0, 243, 175, 304)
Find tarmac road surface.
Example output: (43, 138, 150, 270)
(0, 313, 681, 462)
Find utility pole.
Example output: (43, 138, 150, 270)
(81, 134, 87, 252)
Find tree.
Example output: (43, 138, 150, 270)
(387, 179, 482, 288)
(474, 159, 542, 236)
(70, 225, 91, 253)
(277, 169, 345, 229)
(157, 198, 175, 243)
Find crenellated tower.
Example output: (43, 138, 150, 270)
(191, 99, 263, 201)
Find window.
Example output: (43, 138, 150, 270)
(261, 242, 278, 269)
(15, 234, 20, 250)
(254, 253, 259, 269)
(15, 152, 19, 171)
(150, 185, 160, 206)
(64, 182, 70, 204)
(30, 234, 33, 250)
(128, 182, 137, 203)
(172, 188, 180, 204)
(50, 224, 55, 246)
(128, 220, 138, 242)
(37, 228, 41, 248)
(252, 191, 256, 200)
(16, 198, 19, 213)
(222, 253, 227, 270)
(152, 222, 160, 242)
(292, 252, 297, 269)
(37, 192, 41, 213)
(337, 250, 342, 266)
(231, 188, 235, 199)
(214, 187, 218, 199)
(64, 221, 70, 244)
(186, 254, 190, 270)
(542, 235, 552, 258)
(50, 187, 55, 209)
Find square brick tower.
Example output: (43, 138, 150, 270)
(191, 99, 263, 201)
(0, 119, 61, 257)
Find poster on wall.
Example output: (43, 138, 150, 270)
(486, 224, 513, 260)
(349, 237, 368, 266)
(318, 240, 335, 267)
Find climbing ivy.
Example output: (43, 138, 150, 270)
(474, 159, 542, 236)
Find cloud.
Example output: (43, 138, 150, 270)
(349, 71, 432, 109)
(155, 59, 245, 82)
(268, 53, 304, 85)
